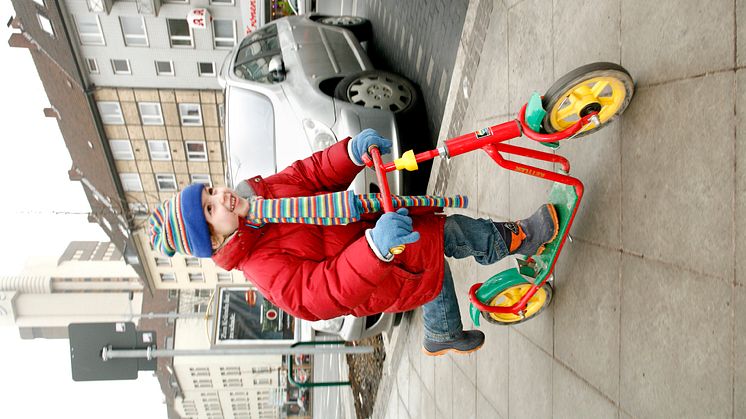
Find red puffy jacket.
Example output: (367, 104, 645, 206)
(212, 138, 447, 321)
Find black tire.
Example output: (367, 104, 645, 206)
(334, 70, 419, 115)
(318, 15, 373, 43)
(541, 62, 634, 138)
(480, 282, 553, 326)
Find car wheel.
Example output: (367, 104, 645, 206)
(335, 70, 419, 115)
(318, 15, 372, 42)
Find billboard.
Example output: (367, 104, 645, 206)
(214, 286, 295, 345)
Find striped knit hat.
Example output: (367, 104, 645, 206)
(148, 183, 213, 257)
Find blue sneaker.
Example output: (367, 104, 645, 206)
(422, 330, 485, 356)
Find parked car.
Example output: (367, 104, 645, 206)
(220, 14, 417, 341)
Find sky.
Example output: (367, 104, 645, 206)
(0, 3, 166, 418)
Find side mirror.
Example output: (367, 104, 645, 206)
(268, 55, 286, 82)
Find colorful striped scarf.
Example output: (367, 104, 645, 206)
(245, 191, 468, 227)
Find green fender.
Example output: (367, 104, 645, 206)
(469, 266, 535, 326)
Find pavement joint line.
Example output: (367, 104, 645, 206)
(634, 66, 745, 90)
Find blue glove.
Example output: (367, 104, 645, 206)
(350, 128, 393, 164)
(369, 208, 420, 257)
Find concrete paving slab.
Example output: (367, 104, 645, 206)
(386, 385, 399, 418)
(396, 350, 410, 408)
(736, 284, 746, 417)
(556, 122, 622, 248)
(421, 388, 437, 419)
(620, 255, 733, 418)
(476, 149, 511, 220)
(739, 0, 745, 67)
(620, 73, 735, 279)
(406, 309, 424, 376)
(466, 0, 510, 121)
(737, 69, 746, 286)
(476, 323, 510, 419)
(507, 0, 555, 111)
(508, 329, 552, 419)
(407, 364, 423, 419)
(453, 363, 478, 419)
(444, 148, 480, 210)
(476, 390, 502, 419)
(433, 355, 454, 418)
(621, 0, 734, 85)
(420, 337, 436, 396)
(397, 394, 410, 419)
(508, 140, 555, 221)
(551, 0, 621, 78)
(554, 240, 621, 401)
(552, 361, 618, 419)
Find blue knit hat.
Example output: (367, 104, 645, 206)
(148, 183, 213, 257)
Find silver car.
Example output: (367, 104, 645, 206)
(220, 15, 417, 341)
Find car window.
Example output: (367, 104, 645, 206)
(226, 88, 276, 179)
(234, 24, 281, 84)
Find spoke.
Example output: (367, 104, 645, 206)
(591, 80, 609, 98)
(556, 104, 576, 121)
(598, 96, 615, 106)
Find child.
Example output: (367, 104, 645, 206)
(149, 129, 558, 356)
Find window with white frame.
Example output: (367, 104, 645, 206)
(110, 140, 134, 160)
(74, 15, 104, 45)
(128, 202, 148, 217)
(189, 272, 204, 282)
(138, 102, 164, 125)
(160, 273, 176, 282)
(148, 140, 171, 160)
(98, 102, 124, 124)
(155, 257, 171, 267)
(217, 272, 232, 282)
(198, 62, 215, 77)
(212, 19, 236, 48)
(111, 59, 131, 75)
(190, 174, 211, 185)
(210, 0, 234, 4)
(86, 58, 99, 74)
(185, 256, 201, 267)
(120, 16, 148, 46)
(155, 61, 174, 76)
(179, 103, 202, 125)
(155, 173, 177, 191)
(120, 173, 143, 191)
(167, 19, 193, 47)
(37, 13, 54, 37)
(185, 141, 207, 161)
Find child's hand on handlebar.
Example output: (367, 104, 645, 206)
(351, 128, 393, 164)
(369, 208, 420, 258)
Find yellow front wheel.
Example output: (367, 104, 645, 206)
(542, 62, 634, 138)
(481, 282, 554, 325)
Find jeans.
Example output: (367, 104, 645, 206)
(422, 215, 510, 342)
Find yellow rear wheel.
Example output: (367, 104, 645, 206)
(481, 282, 553, 325)
(542, 62, 634, 138)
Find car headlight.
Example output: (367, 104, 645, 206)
(310, 317, 344, 334)
(302, 118, 337, 152)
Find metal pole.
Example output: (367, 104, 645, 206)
(101, 344, 372, 361)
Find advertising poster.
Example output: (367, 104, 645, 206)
(215, 286, 295, 344)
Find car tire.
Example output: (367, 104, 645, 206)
(318, 15, 372, 43)
(334, 70, 419, 116)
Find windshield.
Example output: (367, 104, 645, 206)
(225, 88, 276, 184)
(234, 24, 281, 84)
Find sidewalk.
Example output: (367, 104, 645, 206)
(374, 0, 745, 418)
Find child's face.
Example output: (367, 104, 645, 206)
(202, 186, 249, 243)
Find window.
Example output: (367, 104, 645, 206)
(86, 58, 99, 74)
(167, 19, 193, 47)
(193, 303, 208, 313)
(190, 174, 211, 185)
(111, 59, 131, 75)
(110, 140, 134, 160)
(198, 62, 215, 77)
(155, 257, 171, 267)
(210, 0, 234, 4)
(120, 173, 142, 192)
(155, 173, 177, 191)
(37, 13, 54, 37)
(160, 273, 176, 282)
(147, 140, 171, 160)
(155, 61, 174, 76)
(98, 102, 124, 124)
(217, 272, 232, 282)
(128, 202, 148, 217)
(120, 16, 148, 46)
(185, 141, 207, 161)
(179, 104, 202, 125)
(212, 19, 236, 48)
(138, 102, 164, 125)
(195, 289, 211, 298)
(185, 256, 201, 267)
(74, 15, 104, 45)
(189, 273, 204, 282)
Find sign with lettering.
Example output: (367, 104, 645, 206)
(188, 8, 212, 29)
(214, 286, 295, 345)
